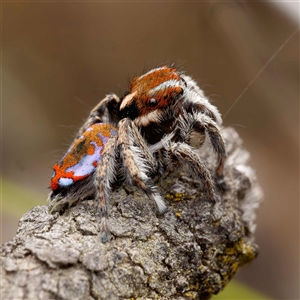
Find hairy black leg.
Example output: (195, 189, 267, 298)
(94, 136, 118, 242)
(117, 119, 166, 213)
(164, 141, 216, 202)
(75, 94, 120, 140)
(193, 114, 227, 191)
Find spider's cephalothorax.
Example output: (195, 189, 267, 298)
(49, 65, 227, 242)
(120, 66, 226, 186)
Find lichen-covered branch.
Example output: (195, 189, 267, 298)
(1, 128, 262, 300)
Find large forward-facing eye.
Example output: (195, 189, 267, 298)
(149, 98, 157, 107)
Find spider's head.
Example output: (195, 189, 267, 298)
(120, 66, 185, 126)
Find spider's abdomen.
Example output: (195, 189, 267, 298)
(50, 123, 117, 192)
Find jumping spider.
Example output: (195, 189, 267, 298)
(49, 66, 227, 242)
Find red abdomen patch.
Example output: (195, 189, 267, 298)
(51, 123, 117, 191)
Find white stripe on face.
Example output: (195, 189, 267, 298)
(148, 79, 181, 95)
(134, 110, 162, 126)
(120, 91, 137, 110)
(136, 66, 168, 81)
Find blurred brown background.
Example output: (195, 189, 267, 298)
(1, 1, 299, 299)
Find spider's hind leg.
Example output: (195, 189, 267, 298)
(75, 94, 121, 140)
(94, 136, 119, 242)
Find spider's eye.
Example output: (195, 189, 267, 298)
(149, 98, 157, 107)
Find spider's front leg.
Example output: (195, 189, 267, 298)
(117, 118, 166, 212)
(96, 118, 165, 242)
(192, 113, 227, 191)
(163, 141, 216, 202)
(75, 93, 121, 140)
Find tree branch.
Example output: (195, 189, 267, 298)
(1, 127, 263, 300)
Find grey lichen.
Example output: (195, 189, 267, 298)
(1, 127, 263, 300)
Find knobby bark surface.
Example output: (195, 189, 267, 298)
(1, 128, 263, 300)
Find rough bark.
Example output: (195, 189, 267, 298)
(1, 127, 263, 300)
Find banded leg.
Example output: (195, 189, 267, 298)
(95, 136, 118, 242)
(75, 94, 121, 140)
(96, 119, 164, 242)
(193, 114, 227, 191)
(117, 118, 166, 213)
(163, 141, 215, 201)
